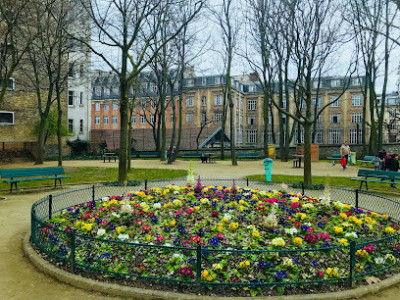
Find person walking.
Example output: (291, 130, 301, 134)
(340, 141, 351, 165)
(385, 154, 399, 188)
(371, 154, 382, 171)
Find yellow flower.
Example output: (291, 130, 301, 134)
(385, 227, 395, 233)
(217, 186, 223, 190)
(239, 261, 250, 268)
(239, 200, 245, 205)
(206, 275, 213, 281)
(339, 238, 348, 246)
(145, 234, 152, 241)
(213, 263, 223, 270)
(170, 220, 176, 227)
(252, 230, 260, 238)
(293, 237, 303, 245)
(371, 212, 380, 218)
(229, 222, 239, 231)
(239, 205, 245, 211)
(194, 206, 200, 211)
(382, 214, 389, 220)
(61, 218, 66, 223)
(221, 217, 229, 222)
(343, 204, 351, 210)
(296, 213, 306, 220)
(334, 226, 343, 234)
(147, 195, 153, 200)
(116, 226, 123, 234)
(82, 223, 93, 231)
(201, 270, 209, 278)
(356, 249, 368, 257)
(272, 237, 285, 247)
(75, 221, 82, 227)
(340, 213, 347, 220)
(326, 268, 332, 275)
(173, 199, 183, 207)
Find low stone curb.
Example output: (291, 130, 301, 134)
(23, 232, 400, 299)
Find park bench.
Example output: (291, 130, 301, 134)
(351, 169, 400, 190)
(131, 151, 140, 158)
(181, 153, 203, 159)
(139, 151, 160, 158)
(0, 167, 70, 192)
(102, 152, 118, 162)
(358, 155, 374, 166)
(236, 152, 260, 160)
(327, 153, 341, 165)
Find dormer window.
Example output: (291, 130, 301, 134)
(0, 111, 14, 125)
(0, 78, 15, 90)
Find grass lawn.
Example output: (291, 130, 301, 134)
(0, 167, 187, 191)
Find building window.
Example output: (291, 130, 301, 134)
(79, 120, 83, 132)
(215, 77, 221, 85)
(331, 79, 341, 87)
(104, 116, 109, 125)
(79, 64, 84, 77)
(170, 113, 174, 123)
(349, 128, 363, 144)
(294, 129, 304, 144)
(186, 96, 194, 107)
(312, 97, 322, 108)
(104, 102, 109, 111)
(186, 79, 194, 87)
(351, 78, 361, 86)
(328, 129, 341, 144)
(201, 96, 207, 106)
(240, 99, 243, 109)
(247, 129, 257, 144)
(214, 94, 223, 106)
(248, 100, 257, 111)
(140, 99, 147, 109)
(214, 112, 223, 122)
(330, 113, 340, 124)
(352, 95, 362, 106)
(351, 112, 362, 123)
(150, 114, 155, 123)
(131, 115, 136, 124)
(314, 129, 324, 144)
(186, 112, 194, 123)
(79, 92, 83, 105)
(281, 99, 287, 109)
(95, 116, 100, 125)
(0, 78, 15, 90)
(140, 82, 147, 93)
(112, 115, 118, 124)
(201, 111, 207, 123)
(95, 103, 100, 111)
(68, 119, 73, 133)
(0, 111, 14, 125)
(313, 80, 320, 88)
(248, 116, 256, 125)
(112, 102, 118, 110)
(249, 85, 256, 92)
(330, 96, 340, 107)
(150, 83, 157, 93)
(316, 115, 322, 123)
(68, 91, 74, 106)
(68, 63, 74, 77)
(202, 78, 207, 86)
(140, 115, 146, 124)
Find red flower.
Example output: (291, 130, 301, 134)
(307, 227, 314, 233)
(211, 211, 219, 217)
(294, 221, 301, 228)
(216, 233, 224, 240)
(142, 225, 151, 231)
(304, 233, 319, 244)
(190, 236, 203, 244)
(156, 235, 165, 242)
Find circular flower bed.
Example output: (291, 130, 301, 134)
(40, 184, 400, 295)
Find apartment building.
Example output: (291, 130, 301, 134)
(89, 71, 369, 150)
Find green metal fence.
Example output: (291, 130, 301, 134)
(30, 179, 400, 292)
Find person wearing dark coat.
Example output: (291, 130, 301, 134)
(385, 154, 399, 188)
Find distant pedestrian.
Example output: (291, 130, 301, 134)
(371, 154, 382, 171)
(385, 154, 399, 188)
(340, 141, 351, 164)
(340, 156, 347, 170)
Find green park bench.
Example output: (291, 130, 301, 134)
(351, 169, 400, 190)
(327, 153, 341, 166)
(0, 167, 70, 192)
(358, 155, 374, 166)
(181, 153, 203, 159)
(236, 152, 260, 159)
(139, 151, 160, 158)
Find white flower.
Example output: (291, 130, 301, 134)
(102, 197, 109, 202)
(223, 213, 232, 220)
(118, 234, 130, 241)
(375, 257, 385, 265)
(164, 243, 172, 247)
(111, 212, 121, 218)
(132, 239, 139, 244)
(284, 227, 298, 235)
(345, 232, 358, 239)
(153, 203, 162, 209)
(172, 254, 183, 261)
(303, 203, 314, 209)
(97, 229, 106, 236)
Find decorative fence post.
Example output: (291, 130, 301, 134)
(355, 189, 359, 209)
(48, 195, 53, 219)
(196, 243, 202, 293)
(301, 182, 305, 195)
(145, 180, 148, 190)
(31, 208, 35, 244)
(247, 178, 249, 187)
(70, 229, 76, 273)
(349, 241, 356, 287)
(92, 185, 95, 201)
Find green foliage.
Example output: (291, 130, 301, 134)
(33, 108, 68, 143)
(67, 138, 90, 155)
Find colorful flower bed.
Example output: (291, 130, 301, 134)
(38, 183, 400, 295)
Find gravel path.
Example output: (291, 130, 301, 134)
(0, 159, 398, 299)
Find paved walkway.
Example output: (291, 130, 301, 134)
(0, 159, 398, 299)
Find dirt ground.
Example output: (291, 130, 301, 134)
(0, 159, 399, 299)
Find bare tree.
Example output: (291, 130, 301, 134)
(0, 1, 33, 106)
(77, 0, 204, 183)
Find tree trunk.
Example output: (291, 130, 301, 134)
(56, 94, 63, 166)
(35, 116, 47, 165)
(303, 122, 312, 185)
